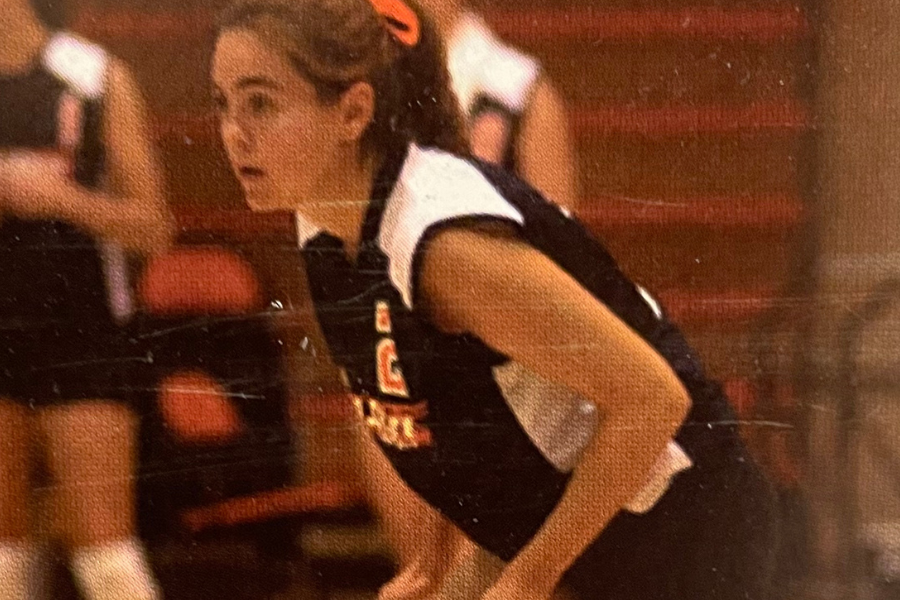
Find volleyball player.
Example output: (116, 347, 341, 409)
(211, 0, 777, 598)
(0, 1, 170, 598)
(362, 2, 581, 597)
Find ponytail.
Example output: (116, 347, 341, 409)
(364, 0, 468, 157)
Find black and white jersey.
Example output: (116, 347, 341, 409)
(299, 144, 739, 560)
(0, 32, 131, 325)
(446, 13, 540, 170)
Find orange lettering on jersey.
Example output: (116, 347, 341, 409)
(356, 395, 432, 449)
(376, 338, 410, 398)
(352, 395, 366, 421)
(375, 301, 392, 334)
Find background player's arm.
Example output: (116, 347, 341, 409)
(0, 59, 172, 254)
(516, 79, 579, 213)
(420, 227, 691, 598)
(97, 58, 172, 253)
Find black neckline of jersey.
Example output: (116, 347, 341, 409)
(304, 143, 408, 268)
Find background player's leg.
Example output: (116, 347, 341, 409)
(38, 400, 160, 600)
(0, 399, 36, 599)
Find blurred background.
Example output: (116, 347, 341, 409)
(22, 0, 900, 598)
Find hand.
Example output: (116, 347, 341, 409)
(0, 152, 73, 220)
(480, 563, 559, 600)
(378, 560, 441, 600)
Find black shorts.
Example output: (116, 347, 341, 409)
(0, 219, 136, 407)
(562, 435, 778, 600)
(0, 323, 135, 407)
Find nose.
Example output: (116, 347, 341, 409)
(220, 116, 252, 159)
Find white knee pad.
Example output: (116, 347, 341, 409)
(70, 539, 161, 600)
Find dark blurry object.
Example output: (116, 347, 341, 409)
(132, 247, 295, 539)
(132, 246, 299, 597)
(129, 245, 369, 598)
(30, 0, 65, 28)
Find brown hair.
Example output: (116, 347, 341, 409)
(217, 0, 468, 159)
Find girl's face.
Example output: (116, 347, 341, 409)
(1, 0, 29, 16)
(211, 29, 345, 212)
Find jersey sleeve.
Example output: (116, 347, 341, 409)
(475, 41, 541, 116)
(377, 147, 525, 309)
(448, 13, 541, 116)
(42, 32, 108, 100)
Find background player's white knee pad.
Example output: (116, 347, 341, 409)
(70, 539, 161, 600)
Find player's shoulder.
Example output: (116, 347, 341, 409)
(378, 145, 525, 308)
(380, 145, 524, 241)
(446, 13, 541, 115)
(42, 31, 109, 99)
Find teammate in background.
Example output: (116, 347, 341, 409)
(439, 0, 578, 210)
(212, 0, 777, 598)
(0, 0, 171, 598)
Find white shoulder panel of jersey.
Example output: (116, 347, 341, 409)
(494, 359, 692, 514)
(446, 13, 541, 115)
(378, 144, 525, 309)
(42, 32, 108, 100)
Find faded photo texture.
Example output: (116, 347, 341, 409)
(0, 0, 893, 598)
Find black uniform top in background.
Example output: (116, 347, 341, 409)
(299, 143, 744, 561)
(446, 12, 541, 171)
(30, 0, 66, 29)
(0, 32, 127, 328)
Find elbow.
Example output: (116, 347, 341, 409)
(640, 351, 692, 432)
(619, 363, 691, 435)
(142, 203, 175, 255)
(672, 386, 692, 429)
(598, 368, 690, 437)
(659, 374, 691, 432)
(127, 204, 174, 255)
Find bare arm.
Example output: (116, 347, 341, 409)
(356, 425, 454, 575)
(516, 79, 579, 213)
(0, 59, 172, 254)
(420, 227, 690, 596)
(95, 58, 173, 253)
(376, 71, 580, 600)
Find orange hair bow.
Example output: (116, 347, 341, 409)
(368, 0, 421, 47)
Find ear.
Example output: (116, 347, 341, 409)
(338, 82, 375, 143)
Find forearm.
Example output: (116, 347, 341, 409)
(47, 186, 171, 254)
(356, 426, 454, 576)
(507, 378, 689, 590)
